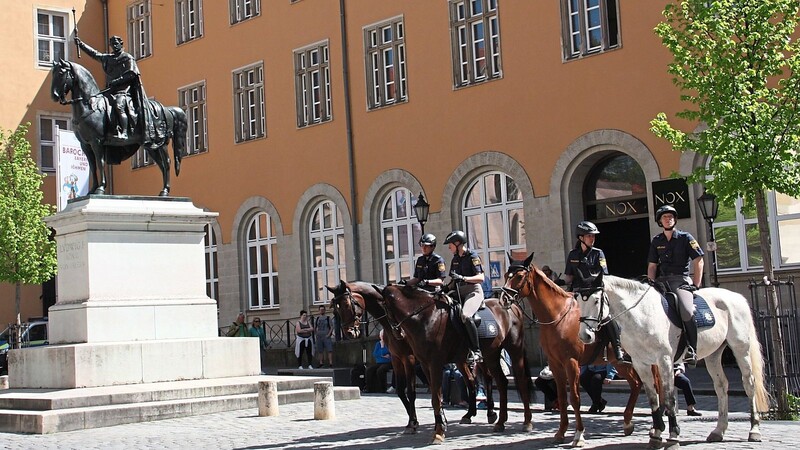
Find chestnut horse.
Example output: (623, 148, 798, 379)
(378, 283, 533, 445)
(502, 252, 644, 447)
(327, 281, 421, 434)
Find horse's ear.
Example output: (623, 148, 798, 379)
(523, 251, 535, 268)
(338, 279, 347, 290)
(506, 251, 513, 265)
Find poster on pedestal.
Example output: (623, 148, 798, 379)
(56, 129, 89, 211)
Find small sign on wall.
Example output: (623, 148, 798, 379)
(652, 178, 691, 219)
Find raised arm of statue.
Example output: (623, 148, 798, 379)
(74, 37, 103, 60)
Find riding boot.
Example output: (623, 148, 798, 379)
(683, 319, 699, 366)
(605, 321, 630, 364)
(117, 113, 129, 139)
(464, 317, 483, 363)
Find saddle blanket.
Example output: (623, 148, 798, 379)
(661, 294, 716, 329)
(475, 307, 500, 339)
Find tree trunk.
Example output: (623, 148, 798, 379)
(755, 189, 789, 416)
(14, 280, 22, 350)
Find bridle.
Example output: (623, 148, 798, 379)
(577, 279, 654, 333)
(501, 263, 575, 326)
(381, 287, 439, 332)
(330, 287, 386, 337)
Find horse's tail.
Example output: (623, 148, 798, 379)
(170, 106, 187, 176)
(748, 315, 771, 412)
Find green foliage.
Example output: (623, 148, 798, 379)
(0, 124, 57, 286)
(765, 392, 800, 420)
(650, 0, 800, 210)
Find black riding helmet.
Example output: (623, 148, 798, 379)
(419, 233, 437, 248)
(444, 230, 467, 246)
(655, 205, 678, 226)
(576, 221, 600, 237)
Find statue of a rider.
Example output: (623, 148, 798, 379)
(74, 35, 154, 143)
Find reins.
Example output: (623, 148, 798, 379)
(588, 283, 653, 328)
(504, 265, 575, 327)
(384, 292, 438, 331)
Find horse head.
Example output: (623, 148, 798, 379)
(575, 271, 607, 344)
(50, 59, 73, 104)
(501, 251, 535, 300)
(327, 280, 363, 339)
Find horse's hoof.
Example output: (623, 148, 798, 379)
(403, 426, 417, 435)
(553, 435, 566, 444)
(492, 423, 505, 432)
(487, 411, 498, 424)
(706, 431, 724, 442)
(459, 416, 472, 424)
(648, 436, 662, 449)
(572, 429, 585, 447)
(523, 422, 533, 432)
(670, 425, 680, 438)
(749, 432, 762, 442)
(664, 439, 681, 449)
(431, 434, 445, 445)
(623, 423, 634, 436)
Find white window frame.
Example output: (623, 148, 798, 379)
(380, 188, 422, 284)
(35, 9, 69, 68)
(176, 0, 203, 45)
(233, 62, 266, 143)
(364, 17, 408, 109)
(448, 0, 502, 88)
(562, 0, 621, 60)
(294, 41, 332, 127)
(37, 113, 72, 172)
(204, 223, 219, 302)
(309, 200, 346, 305)
(713, 192, 800, 272)
(230, 0, 260, 25)
(461, 171, 527, 292)
(127, 0, 153, 60)
(247, 212, 280, 310)
(178, 81, 208, 155)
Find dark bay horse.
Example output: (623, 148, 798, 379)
(327, 281, 421, 434)
(378, 283, 533, 444)
(50, 59, 187, 196)
(502, 252, 645, 447)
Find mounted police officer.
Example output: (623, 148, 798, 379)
(444, 230, 484, 363)
(565, 221, 629, 364)
(74, 35, 148, 141)
(408, 233, 446, 292)
(647, 205, 705, 365)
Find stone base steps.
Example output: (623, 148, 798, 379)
(0, 375, 360, 434)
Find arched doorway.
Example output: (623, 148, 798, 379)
(584, 153, 650, 278)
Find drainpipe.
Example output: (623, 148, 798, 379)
(339, 0, 361, 279)
(100, 0, 114, 194)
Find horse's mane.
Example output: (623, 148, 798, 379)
(605, 274, 650, 297)
(510, 261, 570, 299)
(66, 61, 100, 95)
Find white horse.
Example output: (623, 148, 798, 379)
(576, 272, 769, 448)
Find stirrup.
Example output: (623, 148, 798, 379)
(616, 349, 632, 365)
(467, 350, 483, 364)
(684, 348, 698, 366)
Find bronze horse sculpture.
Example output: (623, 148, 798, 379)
(377, 282, 533, 445)
(502, 252, 646, 447)
(327, 281, 422, 434)
(50, 59, 187, 196)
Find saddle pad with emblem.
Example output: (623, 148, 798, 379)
(476, 307, 500, 339)
(661, 294, 716, 329)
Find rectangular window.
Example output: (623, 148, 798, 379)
(233, 63, 266, 142)
(364, 17, 407, 109)
(562, 0, 620, 60)
(38, 114, 71, 172)
(294, 42, 332, 127)
(127, 1, 152, 59)
(448, 0, 502, 88)
(36, 10, 68, 67)
(176, 0, 203, 45)
(230, 0, 260, 25)
(178, 82, 208, 155)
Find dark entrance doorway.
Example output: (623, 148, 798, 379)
(595, 218, 650, 278)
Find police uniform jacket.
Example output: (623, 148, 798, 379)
(647, 229, 704, 277)
(450, 248, 484, 278)
(565, 246, 608, 290)
(413, 253, 447, 291)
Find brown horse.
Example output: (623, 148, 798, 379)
(378, 283, 533, 445)
(502, 252, 644, 447)
(327, 281, 421, 434)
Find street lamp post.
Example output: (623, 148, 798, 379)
(696, 190, 720, 287)
(413, 192, 430, 235)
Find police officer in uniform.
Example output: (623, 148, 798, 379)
(565, 221, 629, 363)
(408, 233, 446, 292)
(444, 230, 484, 363)
(647, 205, 704, 365)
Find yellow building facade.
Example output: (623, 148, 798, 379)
(3, 1, 799, 332)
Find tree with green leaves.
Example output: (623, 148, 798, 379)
(651, 0, 800, 417)
(0, 124, 58, 348)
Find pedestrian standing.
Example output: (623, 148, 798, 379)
(315, 305, 335, 368)
(295, 310, 314, 369)
(674, 362, 702, 416)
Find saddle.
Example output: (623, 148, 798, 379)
(447, 298, 500, 339)
(652, 282, 716, 329)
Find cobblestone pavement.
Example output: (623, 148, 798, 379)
(1, 390, 797, 449)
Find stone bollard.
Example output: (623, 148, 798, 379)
(314, 381, 335, 420)
(258, 380, 279, 416)
(0, 375, 8, 390)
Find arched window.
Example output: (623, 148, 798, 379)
(584, 153, 647, 218)
(380, 188, 422, 283)
(247, 212, 279, 309)
(309, 200, 346, 304)
(462, 171, 526, 292)
(204, 223, 218, 302)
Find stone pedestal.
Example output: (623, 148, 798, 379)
(9, 196, 260, 389)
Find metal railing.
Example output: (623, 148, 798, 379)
(219, 315, 382, 348)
